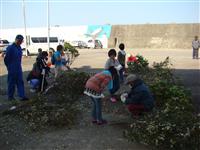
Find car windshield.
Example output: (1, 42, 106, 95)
(0, 40, 9, 44)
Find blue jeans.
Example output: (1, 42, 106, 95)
(91, 97, 102, 121)
(30, 79, 40, 89)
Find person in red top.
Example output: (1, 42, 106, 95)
(84, 66, 117, 125)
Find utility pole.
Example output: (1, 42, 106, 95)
(47, 0, 50, 52)
(22, 0, 28, 56)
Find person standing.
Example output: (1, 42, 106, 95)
(53, 45, 63, 78)
(117, 43, 126, 83)
(192, 36, 200, 59)
(104, 49, 121, 103)
(4, 35, 29, 101)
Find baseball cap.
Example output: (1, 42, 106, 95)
(15, 34, 24, 41)
(125, 74, 138, 84)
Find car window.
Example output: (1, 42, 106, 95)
(0, 40, 9, 44)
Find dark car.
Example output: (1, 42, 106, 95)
(94, 40, 103, 49)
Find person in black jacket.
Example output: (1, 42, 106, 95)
(27, 51, 50, 92)
(117, 43, 126, 83)
(120, 74, 154, 116)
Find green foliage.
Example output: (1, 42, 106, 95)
(127, 54, 149, 74)
(47, 71, 90, 104)
(125, 110, 200, 150)
(64, 42, 79, 58)
(5, 71, 89, 130)
(125, 55, 200, 150)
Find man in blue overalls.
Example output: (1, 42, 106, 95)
(4, 35, 29, 101)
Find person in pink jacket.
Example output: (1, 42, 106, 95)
(84, 66, 117, 125)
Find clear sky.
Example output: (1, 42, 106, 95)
(0, 0, 199, 29)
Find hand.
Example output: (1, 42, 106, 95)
(120, 93, 128, 103)
(41, 69, 45, 75)
(115, 65, 122, 71)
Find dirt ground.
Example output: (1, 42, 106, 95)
(0, 48, 199, 150)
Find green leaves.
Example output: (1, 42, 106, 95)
(5, 71, 90, 130)
(125, 55, 200, 150)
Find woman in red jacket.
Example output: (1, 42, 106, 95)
(84, 66, 117, 125)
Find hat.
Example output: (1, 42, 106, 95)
(15, 34, 24, 41)
(125, 74, 138, 84)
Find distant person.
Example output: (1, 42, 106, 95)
(61, 51, 71, 71)
(84, 66, 116, 125)
(120, 74, 154, 116)
(47, 49, 54, 68)
(105, 49, 121, 103)
(36, 48, 42, 60)
(192, 36, 200, 59)
(53, 45, 64, 78)
(117, 43, 126, 83)
(4, 35, 29, 101)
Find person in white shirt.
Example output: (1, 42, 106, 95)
(192, 36, 200, 59)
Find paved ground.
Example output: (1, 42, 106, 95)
(0, 48, 199, 149)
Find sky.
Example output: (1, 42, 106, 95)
(0, 0, 199, 29)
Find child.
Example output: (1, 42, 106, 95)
(84, 67, 116, 125)
(117, 43, 126, 83)
(104, 49, 121, 103)
(27, 51, 50, 92)
(120, 74, 154, 116)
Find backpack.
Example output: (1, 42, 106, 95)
(51, 54, 56, 65)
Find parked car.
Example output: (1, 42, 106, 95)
(87, 39, 103, 49)
(0, 39, 10, 53)
(71, 41, 88, 49)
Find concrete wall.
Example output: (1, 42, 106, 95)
(108, 23, 200, 49)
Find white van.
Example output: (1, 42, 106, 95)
(22, 36, 59, 55)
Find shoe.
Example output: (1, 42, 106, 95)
(20, 97, 29, 101)
(97, 119, 107, 125)
(92, 119, 97, 124)
(30, 89, 36, 93)
(8, 97, 16, 101)
(110, 97, 117, 103)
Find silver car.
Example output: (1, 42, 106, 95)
(0, 39, 10, 53)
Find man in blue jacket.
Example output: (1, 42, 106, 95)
(120, 74, 154, 116)
(4, 35, 29, 101)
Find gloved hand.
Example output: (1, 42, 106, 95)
(120, 93, 128, 103)
(115, 65, 123, 71)
(41, 69, 46, 75)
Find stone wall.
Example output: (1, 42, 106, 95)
(108, 23, 200, 49)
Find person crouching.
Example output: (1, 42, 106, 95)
(27, 51, 50, 92)
(120, 74, 154, 117)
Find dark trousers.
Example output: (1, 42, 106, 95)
(109, 76, 120, 96)
(193, 48, 199, 59)
(127, 104, 146, 116)
(7, 71, 25, 99)
(119, 65, 125, 83)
